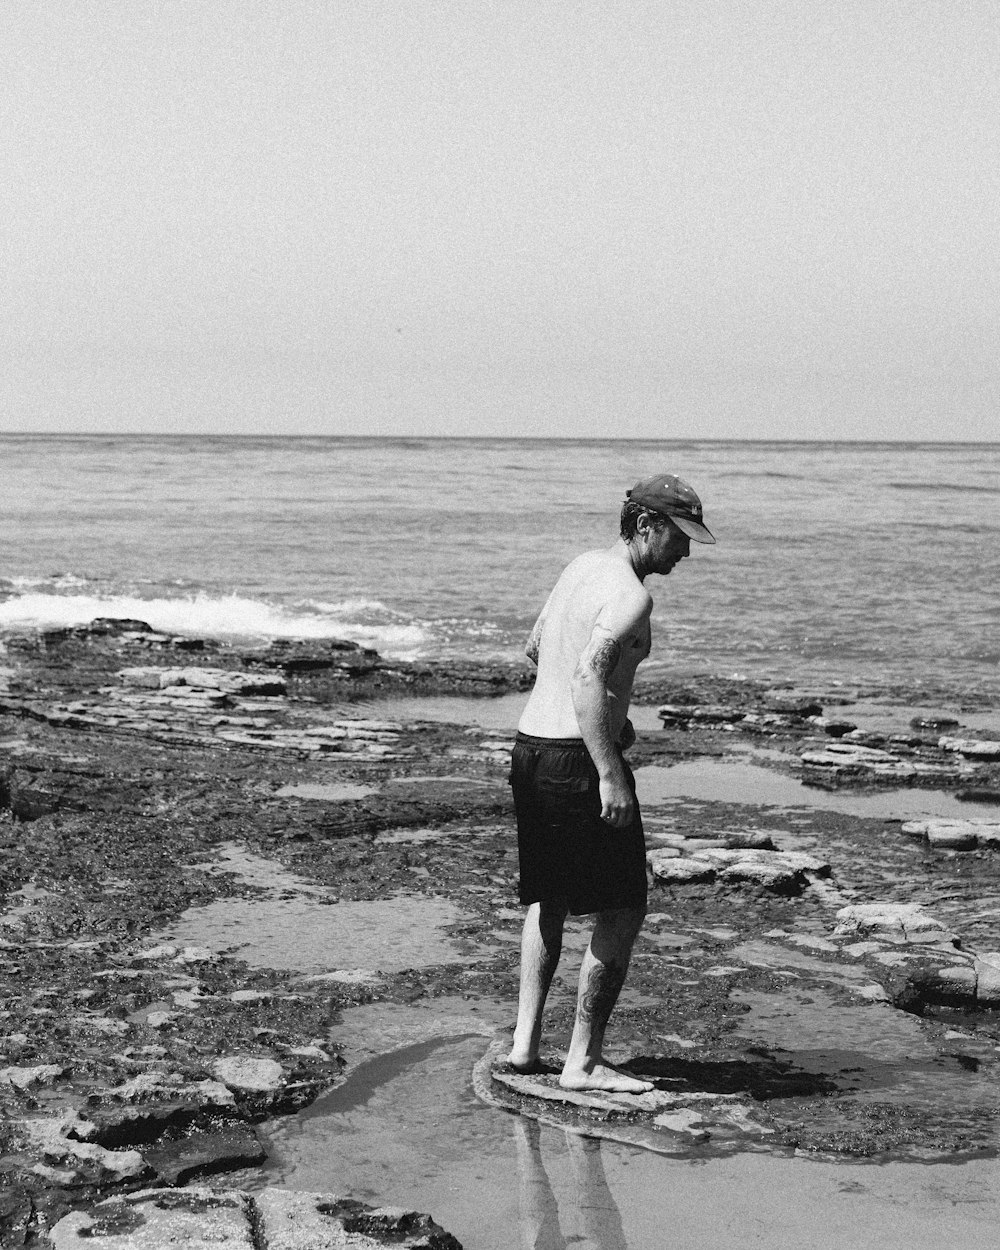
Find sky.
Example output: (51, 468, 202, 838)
(3, 1, 999, 441)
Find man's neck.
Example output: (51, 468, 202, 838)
(615, 537, 648, 582)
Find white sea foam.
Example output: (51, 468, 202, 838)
(0, 593, 430, 657)
(310, 598, 394, 616)
(4, 573, 94, 591)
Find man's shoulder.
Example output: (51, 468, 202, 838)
(563, 547, 642, 582)
(556, 550, 651, 620)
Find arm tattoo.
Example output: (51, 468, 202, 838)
(525, 617, 544, 665)
(577, 634, 622, 683)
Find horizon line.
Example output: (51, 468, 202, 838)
(2, 432, 999, 447)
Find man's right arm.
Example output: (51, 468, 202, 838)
(525, 612, 545, 666)
(570, 612, 643, 828)
(524, 589, 555, 667)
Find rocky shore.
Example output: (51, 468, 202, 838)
(1, 620, 999, 1246)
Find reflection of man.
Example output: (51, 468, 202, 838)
(513, 1117, 627, 1250)
(508, 475, 715, 1093)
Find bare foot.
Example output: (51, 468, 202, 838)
(505, 1048, 549, 1074)
(558, 1063, 654, 1095)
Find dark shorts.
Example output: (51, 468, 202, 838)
(509, 731, 647, 916)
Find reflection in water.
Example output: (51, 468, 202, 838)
(514, 1117, 627, 1250)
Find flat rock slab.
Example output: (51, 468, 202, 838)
(472, 1039, 773, 1157)
(647, 846, 831, 894)
(834, 902, 953, 943)
(118, 668, 287, 696)
(939, 735, 1000, 760)
(49, 1189, 253, 1248)
(902, 950, 1000, 1009)
(48, 1187, 461, 1249)
(901, 818, 1000, 850)
(212, 1056, 285, 1094)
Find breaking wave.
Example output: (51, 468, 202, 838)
(0, 592, 431, 657)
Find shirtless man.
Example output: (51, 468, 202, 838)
(507, 473, 715, 1093)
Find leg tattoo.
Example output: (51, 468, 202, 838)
(578, 960, 626, 1030)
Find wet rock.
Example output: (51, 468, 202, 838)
(712, 830, 777, 850)
(118, 667, 287, 697)
(808, 716, 858, 737)
(87, 1072, 235, 1112)
(296, 969, 385, 987)
(854, 984, 891, 1003)
(938, 735, 1000, 760)
(651, 829, 776, 853)
(0, 1182, 36, 1248)
(255, 637, 381, 675)
(49, 1188, 252, 1249)
(956, 787, 1000, 805)
(763, 695, 823, 718)
(974, 953, 1000, 1006)
(911, 715, 960, 731)
(131, 944, 178, 962)
(647, 854, 716, 884)
(145, 1125, 266, 1185)
(648, 847, 830, 894)
(657, 704, 744, 727)
(891, 949, 1000, 1015)
(87, 619, 154, 637)
(700, 847, 830, 876)
(25, 1117, 149, 1181)
(899, 819, 1000, 851)
(492, 1065, 688, 1116)
(0, 1064, 64, 1091)
(255, 1190, 462, 1249)
(47, 1187, 463, 1249)
(834, 903, 951, 943)
(719, 861, 801, 892)
(212, 1056, 284, 1094)
(800, 742, 914, 776)
(3, 777, 66, 821)
(130, 944, 216, 965)
(285, 1044, 332, 1062)
(911, 964, 978, 1006)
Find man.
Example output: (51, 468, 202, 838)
(507, 473, 715, 1093)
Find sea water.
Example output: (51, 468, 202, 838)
(1, 435, 998, 692)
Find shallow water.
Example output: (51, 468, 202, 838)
(634, 759, 1000, 821)
(190, 844, 326, 894)
(253, 1000, 1000, 1250)
(273, 782, 379, 801)
(160, 892, 470, 974)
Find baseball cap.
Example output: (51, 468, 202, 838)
(626, 474, 716, 544)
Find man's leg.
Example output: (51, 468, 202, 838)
(508, 899, 568, 1071)
(559, 905, 653, 1093)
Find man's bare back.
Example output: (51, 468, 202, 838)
(518, 546, 651, 743)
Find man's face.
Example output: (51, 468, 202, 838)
(647, 515, 691, 575)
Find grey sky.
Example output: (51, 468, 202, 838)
(4, 1, 999, 440)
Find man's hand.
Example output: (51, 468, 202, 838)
(599, 771, 635, 828)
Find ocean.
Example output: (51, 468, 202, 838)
(1, 435, 998, 695)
